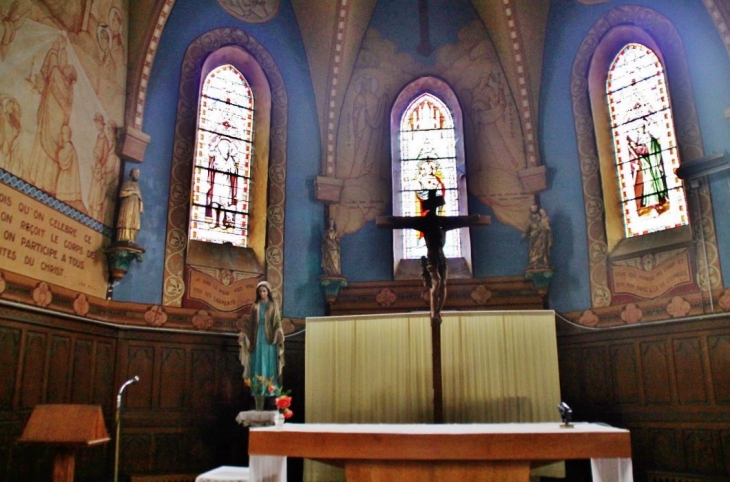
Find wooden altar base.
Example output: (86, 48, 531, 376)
(345, 460, 529, 482)
(249, 422, 631, 482)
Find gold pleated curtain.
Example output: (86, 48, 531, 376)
(304, 310, 562, 481)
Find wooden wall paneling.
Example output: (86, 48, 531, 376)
(641, 340, 674, 405)
(581, 345, 612, 406)
(0, 326, 20, 410)
(708, 335, 730, 404)
(159, 347, 186, 409)
(20, 331, 47, 409)
(220, 344, 243, 407)
(721, 429, 730, 474)
(123, 432, 153, 475)
(71, 338, 94, 404)
(47, 334, 72, 403)
(93, 340, 116, 414)
(637, 427, 687, 474)
(673, 337, 709, 405)
(126, 344, 155, 409)
(152, 432, 184, 474)
(557, 347, 582, 406)
(610, 342, 642, 405)
(190, 349, 216, 410)
(683, 429, 723, 475)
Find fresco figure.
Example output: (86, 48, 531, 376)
(0, 94, 21, 174)
(238, 280, 285, 386)
(351, 76, 387, 178)
(626, 124, 668, 216)
(321, 218, 341, 276)
(116, 168, 143, 244)
(55, 125, 86, 213)
(0, 1, 27, 60)
(103, 120, 121, 223)
(27, 37, 77, 195)
(88, 113, 110, 220)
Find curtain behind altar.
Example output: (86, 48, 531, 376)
(304, 310, 562, 481)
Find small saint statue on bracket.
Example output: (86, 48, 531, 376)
(105, 168, 145, 284)
(522, 203, 554, 293)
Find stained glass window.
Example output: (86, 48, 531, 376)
(399, 93, 460, 258)
(607, 43, 688, 238)
(189, 64, 254, 247)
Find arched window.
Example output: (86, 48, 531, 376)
(399, 93, 461, 258)
(571, 7, 722, 308)
(189, 65, 254, 247)
(162, 32, 288, 309)
(390, 77, 471, 279)
(607, 43, 688, 238)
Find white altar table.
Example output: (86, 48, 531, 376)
(249, 422, 632, 482)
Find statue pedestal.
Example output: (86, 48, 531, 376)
(320, 275, 348, 305)
(105, 243, 145, 281)
(236, 410, 277, 427)
(525, 269, 554, 296)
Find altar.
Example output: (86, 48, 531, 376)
(248, 422, 632, 482)
(304, 310, 563, 480)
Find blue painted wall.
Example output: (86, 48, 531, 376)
(540, 0, 730, 313)
(113, 0, 324, 318)
(343, 0, 529, 283)
(113, 0, 730, 319)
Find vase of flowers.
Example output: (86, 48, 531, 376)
(274, 392, 293, 429)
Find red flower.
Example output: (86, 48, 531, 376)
(275, 395, 292, 410)
(267, 384, 276, 394)
(283, 408, 293, 419)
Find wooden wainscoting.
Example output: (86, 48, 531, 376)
(0, 304, 306, 481)
(557, 313, 730, 480)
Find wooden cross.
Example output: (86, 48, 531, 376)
(376, 191, 490, 423)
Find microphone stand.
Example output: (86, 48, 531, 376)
(114, 376, 139, 482)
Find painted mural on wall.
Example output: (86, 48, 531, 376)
(332, 21, 531, 236)
(0, 0, 128, 299)
(0, 0, 127, 226)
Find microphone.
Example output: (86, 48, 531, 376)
(117, 376, 140, 409)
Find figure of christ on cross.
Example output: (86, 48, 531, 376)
(376, 189, 490, 422)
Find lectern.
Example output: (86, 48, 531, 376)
(18, 404, 111, 482)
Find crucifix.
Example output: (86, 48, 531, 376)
(376, 190, 490, 423)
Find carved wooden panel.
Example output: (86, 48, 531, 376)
(47, 335, 72, 403)
(611, 343, 641, 405)
(641, 341, 673, 405)
(581, 345, 612, 405)
(557, 347, 581, 404)
(221, 346, 242, 404)
(684, 429, 721, 474)
(634, 427, 686, 473)
(721, 430, 730, 475)
(153, 432, 185, 474)
(20, 331, 47, 409)
(72, 339, 94, 403)
(0, 327, 20, 410)
(708, 335, 730, 404)
(127, 345, 155, 409)
(673, 337, 708, 405)
(191, 349, 216, 409)
(123, 433, 153, 474)
(93, 341, 115, 413)
(159, 347, 186, 409)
